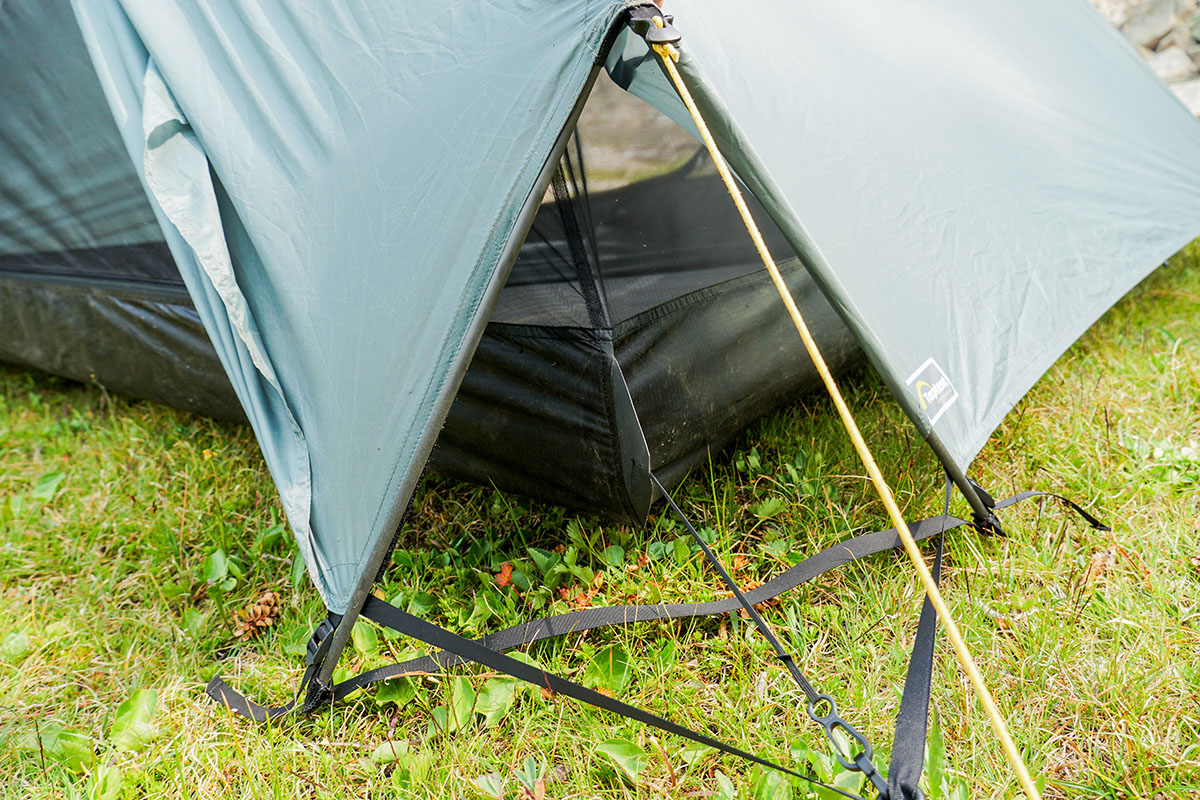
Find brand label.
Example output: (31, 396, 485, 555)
(905, 357, 958, 425)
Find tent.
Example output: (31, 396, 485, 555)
(0, 24, 861, 522)
(4, 0, 1200, 795)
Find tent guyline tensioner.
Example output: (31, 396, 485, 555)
(204, 7, 1115, 799)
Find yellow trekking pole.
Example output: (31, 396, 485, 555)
(643, 14, 1041, 800)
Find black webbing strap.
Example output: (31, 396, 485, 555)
(329, 513, 961, 700)
(207, 678, 297, 722)
(883, 484, 1109, 799)
(207, 487, 1108, 792)
(206, 624, 334, 722)
(206, 511, 963, 722)
(359, 593, 866, 800)
(887, 477, 952, 800)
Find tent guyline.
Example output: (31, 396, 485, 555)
(641, 12, 1042, 799)
(650, 472, 890, 799)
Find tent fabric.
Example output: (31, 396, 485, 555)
(69, 0, 320, 609)
(1, 47, 862, 522)
(617, 1, 1200, 471)
(62, 0, 634, 614)
(4, 0, 1200, 621)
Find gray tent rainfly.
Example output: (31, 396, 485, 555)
(3, 0, 1200, 795)
(1, 2, 862, 525)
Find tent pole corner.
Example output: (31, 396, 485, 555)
(923, 431, 1000, 533)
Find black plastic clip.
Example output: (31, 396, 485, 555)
(807, 694, 892, 799)
(627, 5, 681, 45)
(967, 478, 1006, 537)
(305, 613, 340, 666)
(300, 613, 341, 713)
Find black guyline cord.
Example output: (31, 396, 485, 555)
(651, 472, 891, 798)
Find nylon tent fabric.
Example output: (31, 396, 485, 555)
(9, 0, 1200, 620)
(617, 0, 1200, 473)
(67, 0, 632, 614)
(0, 11, 861, 528)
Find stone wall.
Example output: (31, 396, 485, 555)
(1092, 0, 1200, 112)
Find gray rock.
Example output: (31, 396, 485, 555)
(1147, 45, 1198, 80)
(1155, 21, 1199, 52)
(1091, 0, 1133, 27)
(1124, 0, 1182, 49)
(1170, 76, 1200, 113)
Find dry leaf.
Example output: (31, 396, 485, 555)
(728, 580, 778, 615)
(1080, 547, 1114, 586)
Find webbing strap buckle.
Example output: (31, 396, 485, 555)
(968, 478, 1006, 537)
(300, 613, 341, 713)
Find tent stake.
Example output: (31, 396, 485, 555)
(647, 20, 1042, 800)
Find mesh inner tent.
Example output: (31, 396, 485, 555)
(491, 73, 798, 328)
(434, 72, 860, 518)
(0, 61, 860, 521)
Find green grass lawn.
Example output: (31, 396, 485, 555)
(2, 242, 1198, 800)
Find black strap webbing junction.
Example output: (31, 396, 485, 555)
(207, 509, 965, 718)
(207, 486, 1107, 798)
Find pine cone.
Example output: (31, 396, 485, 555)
(730, 581, 779, 617)
(233, 591, 281, 640)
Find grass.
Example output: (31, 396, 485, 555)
(1, 241, 1198, 800)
